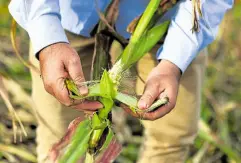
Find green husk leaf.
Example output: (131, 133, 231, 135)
(100, 70, 117, 98)
(65, 78, 81, 97)
(98, 70, 116, 119)
(89, 113, 106, 149)
(114, 92, 138, 113)
(98, 98, 114, 120)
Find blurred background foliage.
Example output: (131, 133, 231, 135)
(0, 0, 240, 162)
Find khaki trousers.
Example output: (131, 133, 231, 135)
(29, 33, 206, 163)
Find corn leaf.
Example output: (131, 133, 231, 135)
(141, 20, 170, 54)
(131, 0, 162, 43)
(60, 120, 92, 163)
(116, 20, 170, 72)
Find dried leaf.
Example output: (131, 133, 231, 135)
(0, 75, 27, 142)
(95, 137, 122, 163)
(10, 19, 40, 74)
(127, 15, 141, 34)
(0, 144, 37, 162)
(49, 117, 84, 162)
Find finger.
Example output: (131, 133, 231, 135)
(139, 103, 171, 120)
(72, 100, 103, 111)
(120, 103, 139, 118)
(40, 54, 69, 101)
(140, 85, 177, 121)
(138, 81, 162, 110)
(64, 53, 88, 96)
(53, 77, 73, 106)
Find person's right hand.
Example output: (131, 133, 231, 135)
(39, 43, 103, 112)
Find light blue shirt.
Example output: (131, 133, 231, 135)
(8, 0, 233, 72)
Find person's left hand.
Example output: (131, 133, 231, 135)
(122, 59, 181, 120)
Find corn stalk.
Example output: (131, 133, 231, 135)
(49, 0, 177, 162)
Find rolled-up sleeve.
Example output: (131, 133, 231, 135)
(156, 0, 233, 72)
(8, 0, 68, 55)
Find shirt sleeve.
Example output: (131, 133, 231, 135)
(156, 0, 234, 72)
(8, 0, 69, 55)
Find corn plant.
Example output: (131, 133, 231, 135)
(48, 0, 180, 162)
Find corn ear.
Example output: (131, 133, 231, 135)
(89, 113, 105, 149)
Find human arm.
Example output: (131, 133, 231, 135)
(138, 0, 234, 120)
(8, 0, 102, 111)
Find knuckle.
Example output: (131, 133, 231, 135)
(69, 55, 80, 65)
(74, 75, 85, 84)
(146, 79, 159, 88)
(143, 93, 154, 101)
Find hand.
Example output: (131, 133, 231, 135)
(39, 43, 103, 112)
(121, 60, 181, 120)
(138, 60, 181, 120)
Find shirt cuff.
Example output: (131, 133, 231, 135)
(26, 14, 69, 55)
(156, 4, 200, 73)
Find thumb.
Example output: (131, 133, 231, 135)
(138, 80, 161, 110)
(65, 53, 88, 96)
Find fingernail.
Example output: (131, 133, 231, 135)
(87, 101, 103, 109)
(79, 85, 88, 96)
(138, 100, 148, 110)
(94, 102, 103, 109)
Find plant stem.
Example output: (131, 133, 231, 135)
(131, 0, 162, 44)
(84, 152, 94, 163)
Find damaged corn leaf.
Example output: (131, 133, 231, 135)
(59, 120, 92, 163)
(94, 128, 122, 163)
